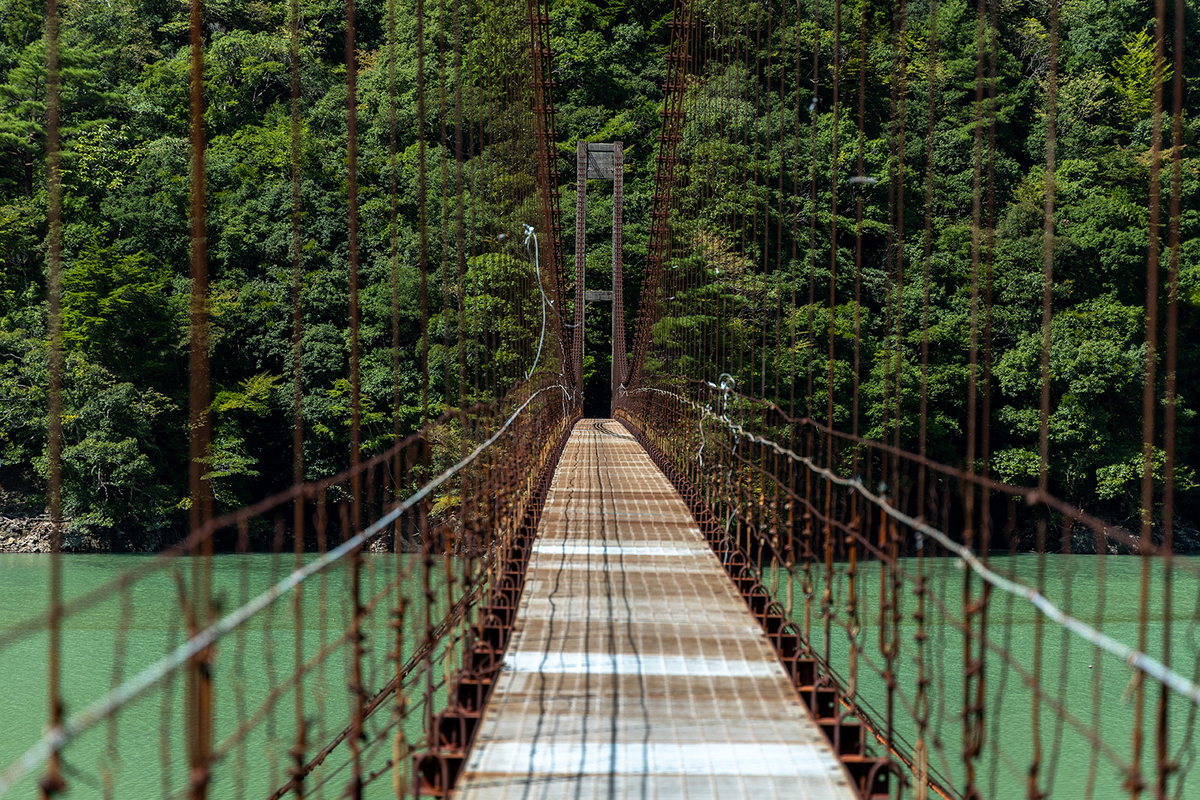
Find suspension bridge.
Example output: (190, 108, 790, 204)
(1, 0, 1195, 797)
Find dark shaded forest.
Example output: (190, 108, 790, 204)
(0, 0, 1196, 549)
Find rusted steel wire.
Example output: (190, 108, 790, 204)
(617, 381, 1197, 797)
(3, 381, 576, 795)
(575, 140, 587, 389)
(612, 142, 626, 403)
(614, 0, 1194, 795)
(624, 0, 695, 393)
(1157, 1, 1185, 798)
(16, 0, 1196, 798)
(41, 0, 64, 796)
(8, 1, 575, 797)
(287, 0, 307, 791)
(185, 0, 214, 794)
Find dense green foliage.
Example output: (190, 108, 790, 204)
(648, 0, 1200, 541)
(0, 0, 1195, 547)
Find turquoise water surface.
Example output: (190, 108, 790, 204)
(0, 553, 459, 799)
(784, 554, 1200, 799)
(2, 553, 1198, 798)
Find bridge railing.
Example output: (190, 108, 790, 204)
(10, 0, 579, 791)
(618, 382, 1200, 799)
(0, 376, 574, 799)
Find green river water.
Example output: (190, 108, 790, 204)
(0, 554, 457, 800)
(791, 554, 1200, 799)
(1, 553, 1197, 798)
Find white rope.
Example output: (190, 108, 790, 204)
(523, 224, 547, 380)
(0, 383, 569, 797)
(632, 385, 1200, 707)
(520, 225, 575, 416)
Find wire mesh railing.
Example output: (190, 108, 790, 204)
(9, 0, 575, 796)
(1, 379, 576, 798)
(616, 0, 1196, 794)
(618, 384, 1199, 799)
(12, 0, 1197, 795)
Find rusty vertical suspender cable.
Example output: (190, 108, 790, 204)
(1031, 0, 1060, 794)
(287, 0, 307, 790)
(1135, 0, 1169, 794)
(1155, 0, 1185, 795)
(962, 0, 990, 794)
(343, 0, 366, 794)
(42, 0, 65, 795)
(186, 0, 214, 794)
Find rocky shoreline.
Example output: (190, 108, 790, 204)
(0, 492, 104, 553)
(0, 513, 105, 553)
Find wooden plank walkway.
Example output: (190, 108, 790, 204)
(455, 420, 857, 799)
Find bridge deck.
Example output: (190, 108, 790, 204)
(455, 420, 856, 799)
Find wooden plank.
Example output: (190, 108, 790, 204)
(455, 420, 858, 800)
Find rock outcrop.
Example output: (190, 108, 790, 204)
(0, 494, 104, 553)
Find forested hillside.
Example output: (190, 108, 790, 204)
(0, 0, 1196, 549)
(651, 0, 1200, 548)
